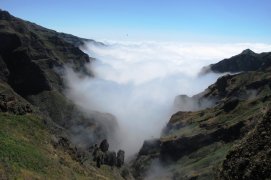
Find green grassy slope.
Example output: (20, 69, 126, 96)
(0, 112, 125, 180)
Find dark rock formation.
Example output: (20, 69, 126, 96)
(138, 139, 161, 156)
(5, 48, 51, 96)
(91, 139, 125, 169)
(0, 32, 21, 49)
(222, 98, 239, 112)
(104, 151, 117, 167)
(0, 82, 33, 115)
(246, 79, 271, 90)
(204, 49, 271, 73)
(219, 108, 271, 179)
(117, 150, 125, 168)
(160, 121, 244, 162)
(0, 10, 90, 96)
(100, 139, 109, 152)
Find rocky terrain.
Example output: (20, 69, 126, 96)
(131, 52, 271, 179)
(0, 10, 129, 179)
(219, 107, 271, 179)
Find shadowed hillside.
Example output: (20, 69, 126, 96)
(0, 10, 131, 179)
(202, 49, 271, 74)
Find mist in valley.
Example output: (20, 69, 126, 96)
(64, 41, 271, 157)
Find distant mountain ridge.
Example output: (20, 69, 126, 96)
(202, 49, 271, 74)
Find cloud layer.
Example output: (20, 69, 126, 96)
(65, 41, 271, 157)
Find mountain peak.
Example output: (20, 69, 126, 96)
(207, 49, 271, 73)
(0, 9, 13, 20)
(241, 49, 255, 55)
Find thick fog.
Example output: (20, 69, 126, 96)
(64, 41, 271, 157)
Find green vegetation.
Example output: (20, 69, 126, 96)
(0, 113, 51, 178)
(169, 142, 234, 179)
(0, 114, 47, 167)
(133, 70, 271, 179)
(0, 113, 124, 179)
(27, 90, 75, 124)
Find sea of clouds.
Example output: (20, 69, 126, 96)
(64, 41, 271, 157)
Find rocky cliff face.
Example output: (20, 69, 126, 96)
(0, 9, 90, 94)
(132, 58, 271, 179)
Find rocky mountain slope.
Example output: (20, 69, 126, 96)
(131, 53, 271, 179)
(0, 10, 128, 179)
(219, 107, 271, 179)
(203, 49, 271, 73)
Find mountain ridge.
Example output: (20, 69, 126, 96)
(201, 49, 271, 74)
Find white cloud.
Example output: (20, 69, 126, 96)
(65, 41, 271, 157)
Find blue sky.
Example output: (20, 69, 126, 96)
(1, 0, 271, 42)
